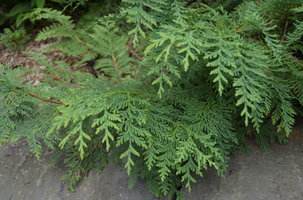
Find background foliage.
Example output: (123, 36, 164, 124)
(0, 0, 67, 27)
(1, 0, 303, 199)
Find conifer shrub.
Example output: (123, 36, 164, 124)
(1, 0, 303, 199)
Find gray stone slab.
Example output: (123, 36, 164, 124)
(0, 140, 164, 200)
(181, 119, 303, 200)
(0, 119, 302, 200)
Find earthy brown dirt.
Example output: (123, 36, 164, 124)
(0, 36, 89, 86)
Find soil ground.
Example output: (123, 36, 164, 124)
(0, 118, 302, 200)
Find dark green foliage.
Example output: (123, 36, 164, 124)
(0, 0, 66, 27)
(76, 0, 122, 30)
(0, 26, 31, 52)
(1, 0, 303, 199)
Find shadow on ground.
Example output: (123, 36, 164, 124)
(0, 119, 303, 200)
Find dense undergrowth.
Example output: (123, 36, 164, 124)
(1, 0, 303, 199)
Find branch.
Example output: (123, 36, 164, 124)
(75, 36, 86, 45)
(40, 73, 82, 88)
(127, 35, 142, 61)
(70, 31, 86, 45)
(112, 55, 120, 76)
(27, 92, 65, 105)
(128, 45, 142, 61)
(245, 146, 259, 166)
(285, 53, 303, 67)
(280, 20, 289, 44)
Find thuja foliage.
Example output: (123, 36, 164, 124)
(1, 0, 303, 199)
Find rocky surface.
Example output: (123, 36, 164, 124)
(0, 119, 302, 200)
(0, 139, 163, 200)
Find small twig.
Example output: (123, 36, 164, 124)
(245, 146, 259, 166)
(128, 46, 142, 61)
(106, 178, 111, 200)
(27, 92, 65, 105)
(127, 35, 142, 61)
(40, 73, 82, 88)
(70, 31, 86, 45)
(130, 35, 134, 44)
(75, 37, 86, 45)
(112, 55, 120, 77)
(127, 41, 142, 60)
(280, 20, 289, 44)
(129, 49, 142, 60)
(285, 54, 303, 67)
